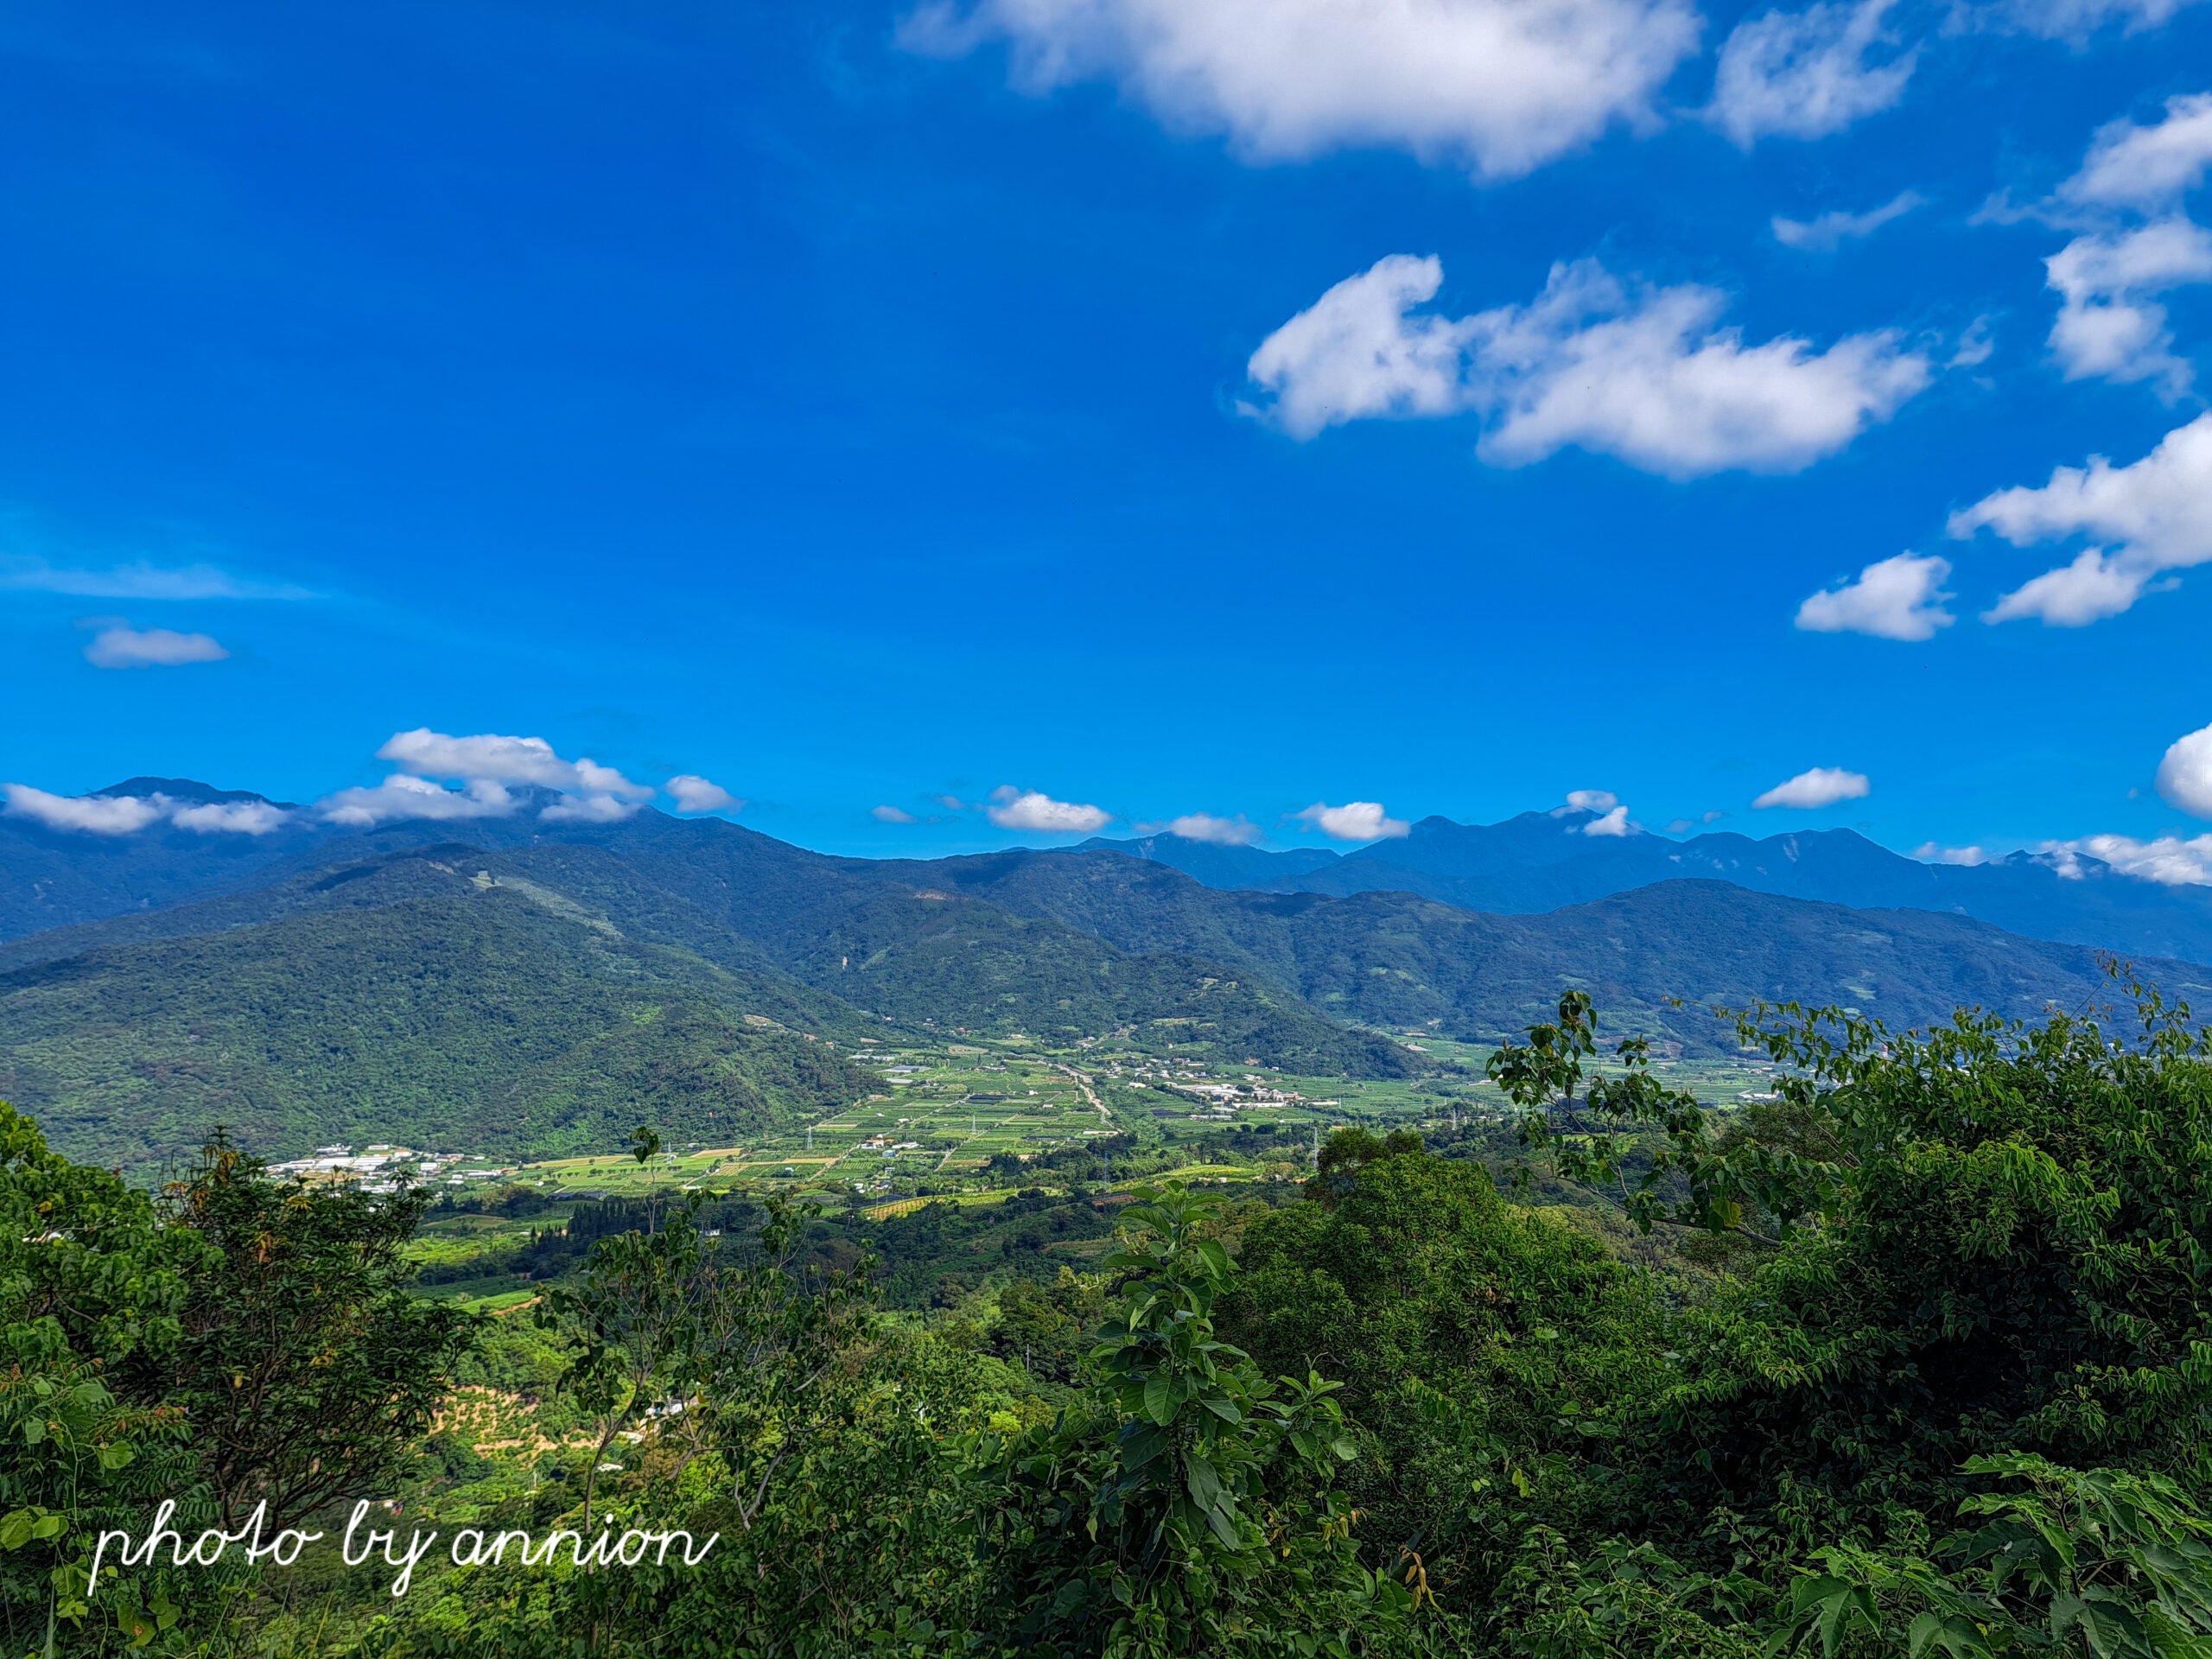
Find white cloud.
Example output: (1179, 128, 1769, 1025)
(0, 556, 315, 601)
(1580, 804, 1635, 835)
(1564, 788, 1620, 813)
(2058, 92, 2212, 213)
(2156, 719, 2212, 817)
(1950, 413, 2212, 626)
(1154, 812, 1263, 845)
(2004, 98, 2212, 396)
(2041, 831, 2212, 885)
(985, 787, 1114, 833)
(1243, 254, 1930, 477)
(872, 804, 920, 823)
(1243, 256, 1478, 440)
(665, 775, 741, 814)
(2, 783, 291, 836)
(375, 729, 653, 801)
(1995, 0, 2210, 39)
(2, 784, 173, 836)
(1912, 841, 1993, 864)
(1948, 315, 1996, 369)
(1752, 766, 1870, 808)
(1980, 548, 2155, 626)
(318, 774, 520, 829)
(1795, 552, 1955, 640)
(172, 800, 289, 835)
(1295, 800, 1412, 840)
(82, 626, 231, 669)
(1708, 0, 1915, 149)
(897, 0, 1701, 182)
(1771, 189, 1926, 251)
(2043, 219, 2212, 395)
(540, 792, 646, 825)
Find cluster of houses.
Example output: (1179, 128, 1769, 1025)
(264, 1143, 512, 1192)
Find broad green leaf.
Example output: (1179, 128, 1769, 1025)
(1790, 1576, 1851, 1615)
(1143, 1374, 1175, 1426)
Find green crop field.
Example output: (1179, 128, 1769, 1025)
(450, 1025, 1787, 1205)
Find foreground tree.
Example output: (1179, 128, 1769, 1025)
(0, 1105, 213, 1657)
(133, 1133, 481, 1533)
(976, 1181, 1418, 1657)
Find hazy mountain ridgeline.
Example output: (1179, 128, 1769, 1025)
(1084, 809, 2212, 961)
(15, 782, 2212, 961)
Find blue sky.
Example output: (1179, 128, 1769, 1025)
(4, 0, 2212, 871)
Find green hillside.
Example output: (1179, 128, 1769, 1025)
(0, 882, 880, 1174)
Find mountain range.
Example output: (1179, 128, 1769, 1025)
(4, 781, 2208, 1173)
(1080, 810, 2212, 962)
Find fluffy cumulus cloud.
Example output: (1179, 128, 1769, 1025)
(375, 730, 652, 801)
(1549, 790, 1636, 834)
(1949, 413, 2212, 625)
(172, 800, 289, 835)
(2031, 96, 2212, 395)
(1707, 0, 1916, 149)
(2058, 92, 2212, 213)
(2156, 720, 2212, 817)
(1752, 766, 1871, 808)
(3, 784, 174, 836)
(2041, 833, 2212, 885)
(898, 0, 1700, 182)
(0, 784, 289, 836)
(1295, 800, 1412, 840)
(1772, 190, 1925, 251)
(985, 786, 1113, 833)
(314, 729, 658, 827)
(664, 775, 741, 814)
(872, 804, 920, 823)
(1795, 552, 1955, 639)
(319, 774, 520, 829)
(1913, 842, 1993, 864)
(1135, 812, 1262, 845)
(82, 626, 230, 669)
(2043, 219, 2212, 395)
(1243, 254, 1929, 478)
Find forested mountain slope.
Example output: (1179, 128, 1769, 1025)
(0, 878, 881, 1173)
(861, 847, 2212, 1045)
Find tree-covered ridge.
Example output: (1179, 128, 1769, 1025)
(860, 848, 2212, 1048)
(0, 887, 882, 1175)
